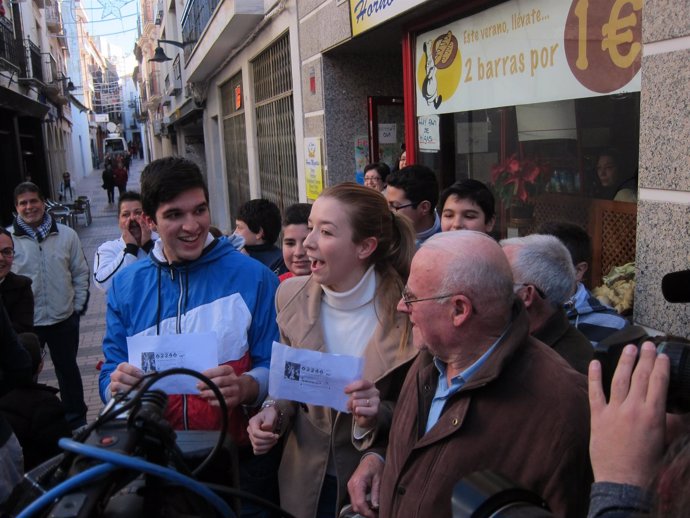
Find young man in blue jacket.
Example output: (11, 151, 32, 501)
(99, 157, 280, 517)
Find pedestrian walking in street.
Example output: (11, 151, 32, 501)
(58, 172, 77, 203)
(112, 156, 128, 197)
(9, 182, 90, 430)
(102, 155, 115, 204)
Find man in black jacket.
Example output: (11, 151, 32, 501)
(0, 228, 34, 334)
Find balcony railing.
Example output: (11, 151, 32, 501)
(0, 18, 22, 71)
(180, 0, 220, 56)
(28, 39, 43, 82)
(47, 53, 58, 84)
(45, 4, 62, 33)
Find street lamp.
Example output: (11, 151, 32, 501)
(149, 39, 197, 63)
(53, 74, 76, 91)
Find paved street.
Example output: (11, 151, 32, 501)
(38, 158, 146, 423)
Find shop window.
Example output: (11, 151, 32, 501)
(416, 93, 639, 287)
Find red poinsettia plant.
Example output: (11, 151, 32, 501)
(490, 154, 552, 208)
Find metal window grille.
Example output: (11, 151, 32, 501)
(180, 0, 220, 61)
(252, 33, 298, 212)
(0, 18, 21, 70)
(221, 73, 250, 223)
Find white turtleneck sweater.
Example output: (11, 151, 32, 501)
(320, 265, 378, 358)
(320, 265, 379, 476)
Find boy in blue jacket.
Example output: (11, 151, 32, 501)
(99, 157, 280, 517)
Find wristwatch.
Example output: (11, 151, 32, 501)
(261, 399, 284, 435)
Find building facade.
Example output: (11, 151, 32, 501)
(0, 0, 76, 223)
(296, 0, 689, 338)
(134, 0, 688, 337)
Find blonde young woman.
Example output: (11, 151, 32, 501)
(248, 183, 417, 518)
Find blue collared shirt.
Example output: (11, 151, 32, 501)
(425, 338, 501, 433)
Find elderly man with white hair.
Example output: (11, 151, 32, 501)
(500, 234, 593, 375)
(347, 230, 592, 518)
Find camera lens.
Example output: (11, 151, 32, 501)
(657, 341, 690, 414)
(595, 340, 690, 414)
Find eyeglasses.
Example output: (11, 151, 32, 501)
(389, 202, 417, 212)
(401, 287, 458, 309)
(0, 248, 15, 258)
(514, 283, 546, 299)
(364, 176, 381, 182)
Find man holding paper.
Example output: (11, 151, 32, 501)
(98, 157, 280, 517)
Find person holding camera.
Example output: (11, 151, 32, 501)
(588, 340, 690, 517)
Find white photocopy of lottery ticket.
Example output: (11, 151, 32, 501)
(127, 332, 218, 394)
(268, 341, 364, 412)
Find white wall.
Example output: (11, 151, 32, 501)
(203, 0, 305, 226)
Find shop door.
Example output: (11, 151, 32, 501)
(368, 96, 404, 172)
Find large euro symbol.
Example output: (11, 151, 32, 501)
(601, 0, 642, 68)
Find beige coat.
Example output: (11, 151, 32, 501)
(273, 274, 416, 518)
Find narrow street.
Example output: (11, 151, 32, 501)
(38, 159, 146, 423)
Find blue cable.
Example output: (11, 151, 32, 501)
(58, 438, 234, 517)
(16, 463, 116, 518)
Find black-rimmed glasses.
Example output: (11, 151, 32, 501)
(389, 202, 417, 212)
(0, 248, 15, 258)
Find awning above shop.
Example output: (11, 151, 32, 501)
(67, 92, 90, 113)
(0, 86, 50, 119)
(168, 98, 204, 128)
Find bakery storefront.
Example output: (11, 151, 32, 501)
(372, 0, 641, 298)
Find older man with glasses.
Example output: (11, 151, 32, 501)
(347, 230, 592, 518)
(500, 233, 593, 375)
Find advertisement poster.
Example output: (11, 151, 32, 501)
(354, 135, 369, 184)
(415, 0, 642, 116)
(305, 138, 323, 200)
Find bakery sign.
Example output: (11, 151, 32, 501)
(415, 0, 642, 115)
(349, 0, 432, 36)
